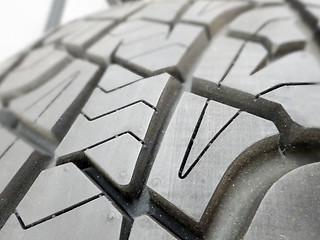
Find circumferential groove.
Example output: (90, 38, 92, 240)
(1, 1, 319, 240)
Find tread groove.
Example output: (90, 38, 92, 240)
(220, 17, 293, 86)
(15, 194, 102, 229)
(82, 100, 157, 121)
(256, 81, 320, 97)
(1, 2, 320, 239)
(179, 110, 240, 179)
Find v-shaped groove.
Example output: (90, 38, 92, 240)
(178, 106, 240, 179)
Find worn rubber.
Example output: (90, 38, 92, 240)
(0, 0, 320, 239)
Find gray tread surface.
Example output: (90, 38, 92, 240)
(56, 102, 154, 155)
(129, 0, 189, 24)
(0, 139, 34, 194)
(9, 60, 99, 130)
(231, 18, 307, 56)
(88, 1, 145, 20)
(63, 21, 115, 56)
(181, 0, 251, 36)
(129, 215, 177, 240)
(114, 22, 208, 79)
(85, 133, 142, 185)
(16, 163, 101, 226)
(244, 162, 320, 240)
(98, 64, 143, 92)
(82, 73, 169, 118)
(0, 47, 71, 99)
(1, 197, 122, 240)
(148, 93, 277, 221)
(0, 0, 320, 239)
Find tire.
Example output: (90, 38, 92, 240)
(0, 0, 320, 239)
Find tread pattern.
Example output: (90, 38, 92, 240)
(244, 162, 320, 239)
(0, 134, 33, 194)
(2, 199, 122, 240)
(1, 164, 122, 240)
(114, 22, 207, 79)
(128, 0, 189, 24)
(0, 0, 320, 239)
(0, 47, 71, 99)
(148, 93, 277, 222)
(9, 60, 99, 130)
(181, 0, 251, 36)
(193, 5, 320, 128)
(17, 163, 101, 226)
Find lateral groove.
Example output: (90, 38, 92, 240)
(15, 194, 102, 229)
(82, 100, 157, 121)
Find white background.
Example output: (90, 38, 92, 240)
(0, 0, 108, 63)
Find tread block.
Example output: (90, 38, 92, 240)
(229, 6, 294, 36)
(115, 35, 170, 61)
(222, 42, 267, 81)
(63, 21, 114, 56)
(129, 215, 177, 240)
(253, 0, 284, 5)
(98, 64, 142, 92)
(0, 47, 71, 98)
(116, 20, 208, 60)
(9, 60, 99, 131)
(86, 20, 169, 66)
(0, 139, 33, 194)
(262, 84, 320, 128)
(111, 20, 169, 45)
(254, 19, 306, 55)
(129, 0, 189, 24)
(193, 36, 267, 85)
(148, 93, 277, 221)
(56, 102, 154, 156)
(182, 100, 238, 174)
(181, 0, 251, 36)
(244, 163, 320, 239)
(45, 20, 115, 57)
(88, 1, 145, 20)
(83, 73, 169, 119)
(44, 21, 90, 44)
(56, 72, 180, 187)
(0, 127, 16, 154)
(193, 40, 320, 128)
(115, 23, 208, 79)
(222, 51, 320, 95)
(86, 35, 121, 67)
(193, 36, 243, 83)
(16, 163, 101, 226)
(230, 19, 306, 56)
(0, 197, 122, 240)
(85, 133, 142, 186)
